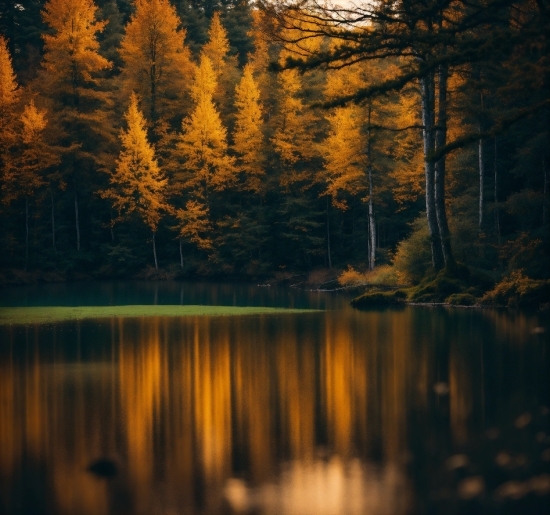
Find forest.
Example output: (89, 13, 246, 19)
(0, 0, 548, 307)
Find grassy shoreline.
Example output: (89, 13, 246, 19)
(0, 305, 321, 326)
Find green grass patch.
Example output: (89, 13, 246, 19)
(0, 305, 322, 326)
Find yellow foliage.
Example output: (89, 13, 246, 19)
(233, 65, 264, 193)
(0, 36, 18, 165)
(176, 199, 212, 250)
(337, 266, 369, 286)
(202, 12, 230, 77)
(41, 0, 111, 88)
(322, 106, 366, 208)
(105, 94, 167, 232)
(271, 69, 318, 187)
(0, 36, 18, 122)
(3, 101, 59, 203)
(178, 56, 235, 196)
(21, 101, 47, 144)
(338, 265, 399, 287)
(119, 0, 193, 122)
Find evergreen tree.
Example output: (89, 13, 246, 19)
(119, 0, 194, 131)
(177, 55, 235, 200)
(0, 35, 18, 175)
(232, 64, 264, 193)
(103, 93, 167, 269)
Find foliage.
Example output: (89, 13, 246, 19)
(445, 293, 477, 306)
(481, 270, 550, 308)
(0, 0, 547, 294)
(103, 94, 167, 234)
(392, 217, 432, 285)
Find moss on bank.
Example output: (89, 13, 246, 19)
(0, 305, 321, 326)
(350, 289, 407, 308)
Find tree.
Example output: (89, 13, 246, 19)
(119, 0, 193, 129)
(41, 0, 111, 102)
(3, 101, 59, 268)
(177, 55, 235, 202)
(202, 11, 230, 77)
(232, 64, 264, 193)
(40, 0, 112, 252)
(103, 94, 167, 269)
(0, 35, 18, 176)
(262, 0, 549, 274)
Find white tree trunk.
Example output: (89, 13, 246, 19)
(179, 239, 184, 269)
(368, 166, 376, 271)
(420, 74, 444, 270)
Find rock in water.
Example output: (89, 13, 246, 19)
(87, 458, 118, 478)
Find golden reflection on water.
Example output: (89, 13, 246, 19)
(0, 307, 544, 515)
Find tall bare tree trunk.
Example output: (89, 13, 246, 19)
(25, 197, 29, 271)
(368, 166, 375, 270)
(434, 63, 455, 269)
(420, 72, 444, 271)
(326, 196, 332, 269)
(74, 176, 80, 252)
(51, 191, 57, 253)
(366, 102, 376, 270)
(494, 137, 500, 244)
(152, 230, 158, 270)
(179, 238, 184, 269)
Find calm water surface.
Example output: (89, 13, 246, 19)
(0, 281, 549, 515)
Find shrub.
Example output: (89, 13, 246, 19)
(446, 293, 477, 306)
(481, 270, 550, 308)
(392, 216, 432, 284)
(338, 266, 368, 286)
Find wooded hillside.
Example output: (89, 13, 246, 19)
(0, 0, 548, 303)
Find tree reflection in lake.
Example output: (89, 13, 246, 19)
(0, 286, 548, 515)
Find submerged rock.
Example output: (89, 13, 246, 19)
(87, 458, 118, 478)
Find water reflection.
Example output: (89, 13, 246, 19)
(0, 303, 548, 515)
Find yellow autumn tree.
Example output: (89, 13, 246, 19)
(271, 68, 317, 188)
(202, 11, 230, 77)
(104, 94, 167, 269)
(177, 55, 235, 200)
(175, 199, 212, 267)
(41, 0, 111, 98)
(40, 0, 113, 252)
(119, 0, 193, 126)
(3, 101, 60, 268)
(322, 106, 366, 209)
(233, 65, 264, 193)
(0, 36, 18, 175)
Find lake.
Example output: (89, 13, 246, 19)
(0, 281, 548, 515)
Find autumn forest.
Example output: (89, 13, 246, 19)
(0, 0, 548, 305)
